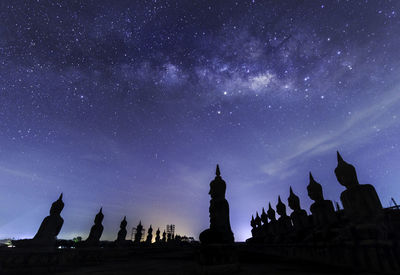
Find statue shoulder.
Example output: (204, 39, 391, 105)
(361, 184, 378, 193)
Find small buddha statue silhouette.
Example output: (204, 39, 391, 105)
(254, 212, 261, 228)
(86, 207, 104, 246)
(307, 172, 337, 228)
(134, 221, 143, 243)
(265, 203, 278, 243)
(288, 187, 309, 231)
(146, 225, 153, 244)
(254, 211, 262, 238)
(250, 215, 256, 237)
(116, 216, 127, 242)
(199, 165, 234, 244)
(162, 230, 167, 242)
(155, 228, 161, 242)
(335, 151, 382, 223)
(260, 207, 269, 237)
(33, 193, 65, 245)
(276, 196, 292, 241)
(261, 208, 268, 226)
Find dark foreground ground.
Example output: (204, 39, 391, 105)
(54, 256, 356, 275)
(1, 243, 367, 275)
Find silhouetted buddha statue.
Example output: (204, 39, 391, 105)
(254, 212, 261, 228)
(250, 215, 256, 237)
(155, 228, 161, 242)
(86, 207, 104, 245)
(146, 225, 153, 243)
(288, 187, 309, 231)
(335, 151, 383, 223)
(116, 216, 127, 242)
(31, 193, 64, 246)
(252, 211, 263, 240)
(199, 165, 234, 244)
(134, 221, 143, 243)
(307, 172, 337, 228)
(260, 207, 269, 236)
(265, 203, 278, 242)
(261, 208, 268, 225)
(162, 230, 167, 242)
(276, 196, 292, 240)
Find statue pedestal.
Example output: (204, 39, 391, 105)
(196, 244, 239, 274)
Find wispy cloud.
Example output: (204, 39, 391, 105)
(262, 84, 400, 179)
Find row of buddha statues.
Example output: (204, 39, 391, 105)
(247, 151, 389, 244)
(11, 194, 177, 247)
(132, 220, 182, 244)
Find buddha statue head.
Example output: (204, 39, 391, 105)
(307, 172, 324, 202)
(334, 151, 359, 188)
(50, 193, 64, 216)
(94, 207, 104, 224)
(288, 187, 301, 211)
(120, 216, 127, 229)
(276, 196, 287, 217)
(209, 164, 226, 200)
(261, 207, 268, 224)
(267, 202, 276, 221)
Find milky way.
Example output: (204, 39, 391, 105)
(1, 0, 400, 241)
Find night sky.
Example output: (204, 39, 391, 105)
(1, 0, 400, 242)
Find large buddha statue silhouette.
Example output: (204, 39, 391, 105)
(34, 193, 64, 244)
(199, 165, 234, 244)
(14, 193, 65, 247)
(335, 151, 382, 223)
(86, 207, 104, 245)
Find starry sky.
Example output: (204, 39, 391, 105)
(1, 0, 400, 242)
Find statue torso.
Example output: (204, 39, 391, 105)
(310, 200, 337, 227)
(340, 184, 382, 223)
(34, 215, 64, 242)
